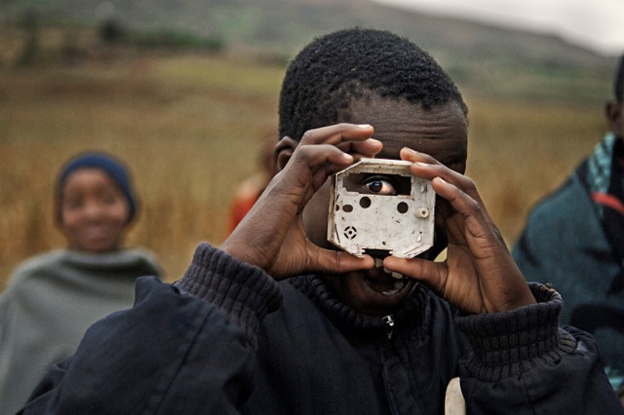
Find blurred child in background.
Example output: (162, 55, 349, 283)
(0, 151, 162, 415)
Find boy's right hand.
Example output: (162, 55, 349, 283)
(221, 124, 380, 280)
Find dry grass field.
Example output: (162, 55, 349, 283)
(0, 51, 609, 290)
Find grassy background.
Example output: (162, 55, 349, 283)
(0, 49, 610, 289)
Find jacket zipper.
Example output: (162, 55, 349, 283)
(383, 314, 395, 340)
(381, 315, 399, 414)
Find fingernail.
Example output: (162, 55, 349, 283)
(416, 162, 429, 167)
(358, 124, 372, 128)
(403, 147, 418, 155)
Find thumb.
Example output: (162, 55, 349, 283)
(310, 246, 375, 275)
(383, 256, 445, 289)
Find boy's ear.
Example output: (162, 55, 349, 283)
(275, 136, 299, 172)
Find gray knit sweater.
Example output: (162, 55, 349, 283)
(0, 248, 162, 415)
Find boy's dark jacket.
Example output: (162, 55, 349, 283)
(20, 244, 622, 414)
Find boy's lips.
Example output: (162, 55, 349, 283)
(361, 266, 408, 296)
(83, 225, 110, 240)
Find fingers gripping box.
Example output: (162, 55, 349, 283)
(327, 158, 435, 259)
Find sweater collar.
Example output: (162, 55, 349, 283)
(59, 248, 161, 276)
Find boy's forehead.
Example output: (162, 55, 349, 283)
(348, 97, 468, 168)
(377, 136, 467, 172)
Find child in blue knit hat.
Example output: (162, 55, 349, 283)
(0, 151, 162, 415)
(55, 151, 138, 252)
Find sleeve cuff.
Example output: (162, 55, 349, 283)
(174, 243, 283, 342)
(456, 282, 578, 381)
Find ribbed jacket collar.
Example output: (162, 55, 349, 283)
(289, 274, 432, 338)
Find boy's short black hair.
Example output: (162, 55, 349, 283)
(615, 54, 624, 104)
(279, 28, 468, 141)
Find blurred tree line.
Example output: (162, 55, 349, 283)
(0, 10, 226, 68)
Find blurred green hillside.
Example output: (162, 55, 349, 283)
(0, 0, 618, 103)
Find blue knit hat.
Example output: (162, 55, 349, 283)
(56, 152, 137, 223)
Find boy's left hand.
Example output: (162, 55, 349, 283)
(221, 124, 380, 280)
(383, 148, 536, 314)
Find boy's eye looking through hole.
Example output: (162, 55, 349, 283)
(342, 173, 412, 196)
(365, 178, 395, 195)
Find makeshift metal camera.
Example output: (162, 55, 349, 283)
(327, 158, 435, 259)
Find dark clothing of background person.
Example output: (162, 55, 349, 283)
(514, 53, 624, 393)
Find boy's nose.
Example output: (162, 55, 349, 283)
(81, 201, 105, 219)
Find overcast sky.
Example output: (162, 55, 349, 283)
(372, 0, 624, 57)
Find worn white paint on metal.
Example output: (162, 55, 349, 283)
(327, 158, 435, 258)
